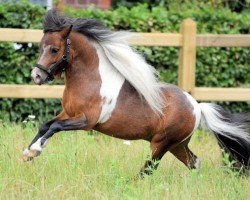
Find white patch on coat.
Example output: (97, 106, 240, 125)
(31, 45, 50, 80)
(98, 32, 166, 114)
(184, 92, 201, 131)
(94, 43, 125, 123)
(38, 45, 50, 65)
(181, 92, 201, 142)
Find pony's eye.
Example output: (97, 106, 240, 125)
(51, 48, 59, 54)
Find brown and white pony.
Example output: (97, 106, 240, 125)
(23, 10, 250, 175)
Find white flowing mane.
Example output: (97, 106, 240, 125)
(97, 32, 166, 114)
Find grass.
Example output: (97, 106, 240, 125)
(0, 121, 249, 200)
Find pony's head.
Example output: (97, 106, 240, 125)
(31, 9, 110, 85)
(32, 27, 72, 85)
(31, 9, 74, 85)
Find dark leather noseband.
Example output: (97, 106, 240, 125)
(36, 38, 71, 82)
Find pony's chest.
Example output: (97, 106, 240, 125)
(62, 90, 87, 117)
(62, 89, 103, 124)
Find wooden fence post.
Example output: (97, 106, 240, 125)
(178, 19, 197, 93)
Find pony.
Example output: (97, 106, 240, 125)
(23, 9, 250, 176)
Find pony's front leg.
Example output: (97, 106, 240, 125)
(23, 119, 55, 161)
(23, 114, 87, 161)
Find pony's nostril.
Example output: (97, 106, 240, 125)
(34, 74, 42, 85)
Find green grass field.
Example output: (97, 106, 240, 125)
(0, 122, 249, 200)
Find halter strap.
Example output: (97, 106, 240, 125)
(36, 38, 71, 82)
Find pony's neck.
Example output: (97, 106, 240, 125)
(64, 33, 99, 90)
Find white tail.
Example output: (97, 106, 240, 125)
(199, 103, 250, 143)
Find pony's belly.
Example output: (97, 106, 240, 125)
(94, 123, 152, 141)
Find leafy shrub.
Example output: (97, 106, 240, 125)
(0, 2, 249, 122)
(112, 0, 250, 13)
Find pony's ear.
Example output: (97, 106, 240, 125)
(61, 25, 73, 39)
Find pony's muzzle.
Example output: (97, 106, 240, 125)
(31, 67, 47, 85)
(34, 74, 42, 85)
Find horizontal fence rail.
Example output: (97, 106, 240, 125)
(1, 85, 249, 101)
(193, 88, 250, 101)
(1, 28, 250, 47)
(0, 19, 249, 102)
(0, 84, 64, 99)
(196, 35, 250, 47)
(0, 28, 183, 46)
(0, 28, 43, 43)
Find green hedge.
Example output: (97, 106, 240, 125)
(112, 0, 250, 13)
(0, 2, 249, 122)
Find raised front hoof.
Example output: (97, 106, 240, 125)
(22, 149, 41, 162)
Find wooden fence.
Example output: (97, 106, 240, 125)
(0, 19, 250, 101)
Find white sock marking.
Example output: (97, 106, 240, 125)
(194, 158, 201, 170)
(30, 138, 43, 152)
(23, 137, 49, 156)
(23, 148, 30, 155)
(29, 138, 48, 152)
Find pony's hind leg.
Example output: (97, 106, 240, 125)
(170, 138, 201, 170)
(139, 137, 169, 178)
